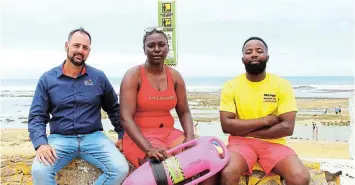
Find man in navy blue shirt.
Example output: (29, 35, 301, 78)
(28, 27, 129, 185)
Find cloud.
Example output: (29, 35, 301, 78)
(1, 48, 353, 79)
(2, 0, 141, 15)
(178, 0, 353, 23)
(0, 49, 144, 79)
(1, 0, 353, 78)
(3, 0, 353, 22)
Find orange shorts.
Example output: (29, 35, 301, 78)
(227, 136, 296, 176)
(122, 128, 185, 168)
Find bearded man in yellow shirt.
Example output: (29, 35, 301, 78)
(202, 37, 310, 185)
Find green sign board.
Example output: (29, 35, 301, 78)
(158, 0, 177, 66)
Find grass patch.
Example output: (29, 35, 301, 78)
(193, 117, 219, 123)
(296, 114, 349, 121)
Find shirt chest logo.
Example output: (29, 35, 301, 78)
(148, 96, 175, 100)
(263, 93, 277, 103)
(84, 79, 94, 86)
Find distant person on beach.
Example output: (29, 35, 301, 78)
(203, 37, 310, 185)
(28, 28, 129, 185)
(194, 122, 199, 137)
(312, 122, 319, 140)
(312, 122, 316, 130)
(119, 27, 195, 168)
(335, 105, 342, 115)
(312, 122, 316, 139)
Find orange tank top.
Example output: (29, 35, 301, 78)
(134, 65, 177, 128)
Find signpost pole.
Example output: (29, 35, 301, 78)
(158, 0, 177, 67)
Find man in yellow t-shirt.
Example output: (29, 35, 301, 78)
(202, 37, 310, 185)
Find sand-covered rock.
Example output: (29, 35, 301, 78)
(1, 129, 351, 185)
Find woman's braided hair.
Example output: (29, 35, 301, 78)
(143, 28, 169, 50)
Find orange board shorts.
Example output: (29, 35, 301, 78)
(227, 136, 296, 176)
(122, 128, 185, 168)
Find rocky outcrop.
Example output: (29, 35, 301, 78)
(1, 155, 342, 185)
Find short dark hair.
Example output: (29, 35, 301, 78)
(68, 27, 92, 43)
(143, 29, 168, 49)
(242, 37, 268, 52)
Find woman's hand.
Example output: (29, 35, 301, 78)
(145, 147, 169, 162)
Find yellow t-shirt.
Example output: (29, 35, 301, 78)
(219, 73, 298, 144)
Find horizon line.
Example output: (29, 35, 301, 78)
(1, 75, 354, 80)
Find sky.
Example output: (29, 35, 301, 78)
(0, 0, 354, 79)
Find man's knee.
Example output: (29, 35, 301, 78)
(31, 160, 56, 185)
(221, 162, 242, 181)
(31, 160, 52, 176)
(108, 159, 130, 181)
(220, 152, 246, 183)
(285, 168, 311, 185)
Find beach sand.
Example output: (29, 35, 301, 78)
(4, 92, 351, 156)
(2, 91, 353, 184)
(181, 92, 351, 125)
(287, 140, 350, 159)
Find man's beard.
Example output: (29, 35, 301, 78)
(244, 59, 267, 75)
(68, 53, 86, 66)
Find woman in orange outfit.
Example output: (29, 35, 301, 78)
(119, 27, 194, 168)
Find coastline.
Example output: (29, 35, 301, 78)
(1, 90, 353, 184)
(1, 91, 352, 158)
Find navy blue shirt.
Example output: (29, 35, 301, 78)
(28, 62, 124, 149)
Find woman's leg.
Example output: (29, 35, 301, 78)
(166, 128, 185, 155)
(123, 134, 167, 168)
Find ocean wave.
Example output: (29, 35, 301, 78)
(1, 90, 34, 98)
(293, 84, 354, 91)
(186, 84, 354, 92)
(0, 86, 35, 91)
(186, 86, 222, 92)
(1, 84, 353, 97)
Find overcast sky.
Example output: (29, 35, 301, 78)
(0, 0, 354, 79)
